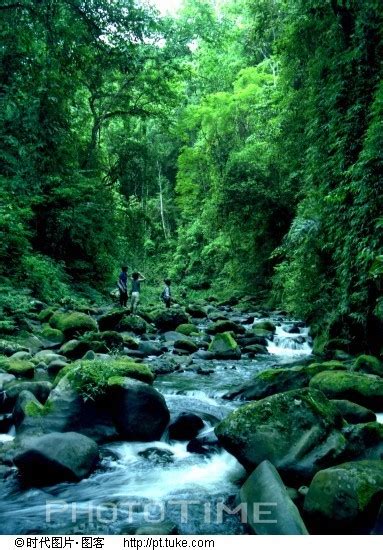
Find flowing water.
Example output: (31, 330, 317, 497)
(0, 316, 312, 535)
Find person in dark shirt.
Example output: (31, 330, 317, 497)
(117, 266, 128, 307)
(131, 271, 146, 314)
(161, 278, 172, 308)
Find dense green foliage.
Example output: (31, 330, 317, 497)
(1, 0, 382, 354)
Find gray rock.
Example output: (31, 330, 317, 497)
(138, 341, 163, 357)
(16, 377, 118, 443)
(168, 413, 204, 441)
(4, 380, 52, 407)
(12, 390, 41, 428)
(109, 378, 170, 441)
(240, 460, 308, 534)
(331, 399, 376, 424)
(14, 431, 99, 484)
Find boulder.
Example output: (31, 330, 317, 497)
(49, 311, 98, 339)
(0, 358, 35, 378)
(224, 362, 346, 401)
(138, 341, 163, 357)
(38, 308, 55, 323)
(173, 339, 198, 354)
(186, 304, 207, 318)
(206, 320, 245, 335)
(168, 413, 204, 441)
(240, 460, 308, 534)
(59, 339, 92, 360)
(187, 428, 220, 455)
(12, 390, 42, 428)
(215, 388, 346, 483)
(304, 461, 383, 533)
(33, 351, 67, 365)
(40, 327, 64, 345)
(176, 324, 199, 336)
(10, 351, 32, 361)
(342, 422, 383, 461)
(310, 370, 383, 411)
(153, 308, 189, 331)
(0, 341, 28, 357)
(109, 378, 170, 441)
(121, 334, 139, 349)
(208, 332, 241, 360)
(331, 400, 376, 424)
(242, 344, 268, 356)
(14, 431, 99, 484)
(237, 335, 268, 347)
(208, 312, 228, 322)
(117, 315, 147, 335)
(4, 380, 52, 407)
(95, 331, 124, 350)
(47, 360, 68, 376)
(0, 372, 15, 391)
(253, 321, 276, 333)
(16, 376, 118, 442)
(98, 309, 125, 331)
(353, 355, 382, 377)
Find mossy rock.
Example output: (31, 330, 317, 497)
(49, 311, 98, 339)
(251, 327, 274, 339)
(38, 308, 55, 323)
(0, 340, 28, 357)
(310, 370, 383, 411)
(98, 309, 126, 331)
(25, 399, 53, 417)
(176, 323, 199, 337)
(0, 320, 17, 335)
(152, 308, 189, 331)
(63, 358, 154, 399)
(304, 461, 383, 533)
(40, 326, 64, 345)
(342, 421, 383, 461)
(4, 380, 52, 405)
(120, 333, 139, 349)
(354, 355, 382, 377)
(215, 388, 346, 482)
(225, 362, 345, 400)
(0, 357, 35, 378)
(207, 320, 245, 335)
(208, 332, 241, 359)
(117, 315, 147, 335)
(80, 330, 124, 352)
(253, 321, 276, 333)
(59, 339, 92, 360)
(185, 304, 207, 318)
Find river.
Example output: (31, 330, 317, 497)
(0, 315, 312, 535)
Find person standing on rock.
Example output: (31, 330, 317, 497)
(161, 278, 172, 308)
(118, 266, 129, 308)
(131, 271, 146, 314)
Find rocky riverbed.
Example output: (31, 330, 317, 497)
(0, 296, 383, 535)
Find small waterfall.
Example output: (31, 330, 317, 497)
(267, 324, 312, 357)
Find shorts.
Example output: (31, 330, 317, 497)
(131, 291, 140, 309)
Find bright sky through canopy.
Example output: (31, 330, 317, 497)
(150, 0, 183, 15)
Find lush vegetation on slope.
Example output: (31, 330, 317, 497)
(1, 0, 382, 354)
